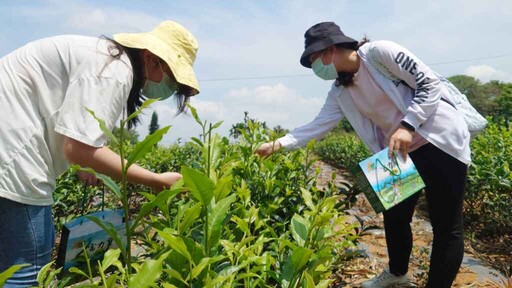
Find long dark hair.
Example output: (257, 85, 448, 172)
(102, 37, 193, 129)
(334, 37, 370, 87)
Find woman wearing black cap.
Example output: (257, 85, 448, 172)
(256, 22, 472, 288)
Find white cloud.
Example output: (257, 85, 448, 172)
(464, 65, 512, 83)
(17, 1, 161, 36)
(136, 83, 324, 145)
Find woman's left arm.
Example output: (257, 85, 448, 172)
(371, 40, 443, 131)
(63, 136, 181, 191)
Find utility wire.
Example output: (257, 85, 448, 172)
(200, 74, 310, 82)
(199, 52, 512, 82)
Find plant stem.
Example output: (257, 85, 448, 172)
(204, 206, 209, 257)
(82, 242, 93, 282)
(207, 123, 212, 178)
(119, 120, 131, 277)
(204, 123, 214, 257)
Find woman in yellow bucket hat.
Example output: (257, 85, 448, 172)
(0, 20, 198, 286)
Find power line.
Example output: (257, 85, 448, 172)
(199, 52, 512, 82)
(200, 74, 310, 82)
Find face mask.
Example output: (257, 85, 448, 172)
(142, 62, 178, 100)
(311, 50, 338, 80)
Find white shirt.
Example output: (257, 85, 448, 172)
(347, 59, 428, 151)
(279, 41, 471, 165)
(0, 35, 133, 205)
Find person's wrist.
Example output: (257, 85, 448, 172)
(151, 172, 164, 190)
(273, 140, 282, 150)
(400, 120, 415, 133)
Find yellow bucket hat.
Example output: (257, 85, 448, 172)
(113, 20, 200, 95)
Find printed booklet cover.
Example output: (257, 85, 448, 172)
(350, 148, 425, 213)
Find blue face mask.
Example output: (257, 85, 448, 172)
(311, 50, 338, 80)
(142, 62, 178, 100)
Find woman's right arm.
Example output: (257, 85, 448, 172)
(63, 136, 181, 191)
(256, 89, 344, 156)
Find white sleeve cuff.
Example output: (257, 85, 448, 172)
(277, 134, 298, 151)
(402, 113, 423, 131)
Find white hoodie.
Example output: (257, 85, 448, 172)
(278, 40, 471, 164)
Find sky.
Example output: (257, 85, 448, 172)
(1, 0, 511, 145)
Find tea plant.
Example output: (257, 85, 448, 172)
(465, 119, 512, 235)
(41, 98, 176, 286)
(35, 101, 358, 287)
(313, 132, 371, 170)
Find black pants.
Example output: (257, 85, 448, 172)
(383, 143, 467, 288)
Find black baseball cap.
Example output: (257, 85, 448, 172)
(300, 22, 358, 68)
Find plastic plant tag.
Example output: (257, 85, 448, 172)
(350, 148, 425, 213)
(56, 209, 127, 269)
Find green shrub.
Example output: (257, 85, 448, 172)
(135, 141, 202, 172)
(45, 109, 358, 287)
(465, 119, 512, 235)
(314, 132, 371, 169)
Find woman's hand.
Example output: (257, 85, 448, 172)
(389, 127, 414, 160)
(152, 172, 183, 192)
(76, 171, 102, 186)
(255, 141, 282, 157)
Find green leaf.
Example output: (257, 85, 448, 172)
(291, 246, 313, 272)
(131, 188, 181, 232)
(189, 255, 225, 280)
(85, 107, 119, 146)
(304, 271, 315, 288)
(106, 274, 118, 288)
(187, 103, 202, 126)
(280, 257, 294, 288)
(179, 202, 202, 234)
(157, 230, 192, 262)
(212, 120, 224, 130)
(207, 194, 236, 254)
(69, 267, 90, 279)
(125, 98, 158, 123)
(0, 264, 30, 286)
(231, 216, 250, 235)
(95, 176, 122, 200)
(73, 166, 121, 199)
(36, 261, 53, 286)
(291, 214, 310, 246)
(126, 126, 171, 169)
(162, 268, 187, 286)
(202, 134, 222, 174)
(190, 137, 203, 147)
(85, 216, 126, 257)
(128, 251, 170, 288)
(213, 175, 233, 201)
(301, 188, 315, 211)
(101, 248, 121, 271)
(181, 166, 215, 205)
(153, 188, 182, 218)
(44, 266, 63, 288)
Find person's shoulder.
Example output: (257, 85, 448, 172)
(358, 40, 398, 55)
(39, 35, 99, 45)
(363, 40, 412, 60)
(366, 40, 403, 51)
